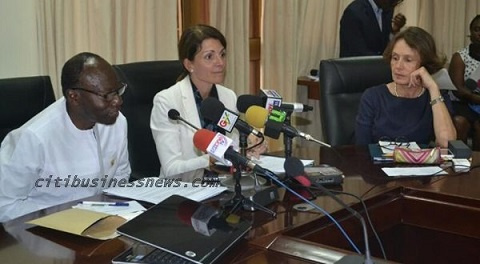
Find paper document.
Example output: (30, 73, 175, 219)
(73, 200, 146, 221)
(103, 178, 228, 204)
(254, 155, 315, 174)
(382, 166, 447, 177)
(432, 68, 457, 91)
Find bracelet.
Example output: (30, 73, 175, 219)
(430, 96, 445, 106)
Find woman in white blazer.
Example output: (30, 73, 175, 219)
(151, 24, 239, 182)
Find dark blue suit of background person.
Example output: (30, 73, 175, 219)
(340, 0, 402, 57)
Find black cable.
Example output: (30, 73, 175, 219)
(286, 184, 387, 260)
(307, 185, 388, 260)
(330, 189, 387, 260)
(245, 134, 265, 151)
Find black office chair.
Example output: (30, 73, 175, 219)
(114, 60, 184, 181)
(320, 56, 392, 146)
(0, 76, 56, 143)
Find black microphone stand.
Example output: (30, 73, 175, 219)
(221, 132, 266, 190)
(283, 111, 294, 158)
(222, 162, 276, 217)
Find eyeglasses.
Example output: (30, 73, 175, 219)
(378, 136, 410, 151)
(71, 83, 127, 101)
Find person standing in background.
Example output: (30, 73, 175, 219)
(340, 0, 406, 57)
(448, 15, 480, 150)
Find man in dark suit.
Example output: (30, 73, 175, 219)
(339, 0, 406, 57)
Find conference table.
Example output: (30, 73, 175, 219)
(1, 145, 480, 264)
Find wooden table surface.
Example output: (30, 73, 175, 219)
(1, 145, 479, 264)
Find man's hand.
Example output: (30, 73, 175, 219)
(392, 13, 406, 33)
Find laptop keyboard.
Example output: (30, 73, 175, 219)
(142, 248, 193, 264)
(112, 243, 194, 264)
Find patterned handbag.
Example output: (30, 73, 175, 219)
(393, 147, 442, 164)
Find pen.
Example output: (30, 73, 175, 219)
(80, 201, 129, 206)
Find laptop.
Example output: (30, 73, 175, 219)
(115, 195, 252, 264)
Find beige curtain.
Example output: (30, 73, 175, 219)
(290, 0, 351, 148)
(209, 0, 250, 97)
(35, 0, 178, 97)
(261, 0, 306, 151)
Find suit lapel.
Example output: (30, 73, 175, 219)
(179, 78, 202, 129)
(363, 1, 382, 35)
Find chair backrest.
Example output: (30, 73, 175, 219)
(0, 76, 56, 142)
(114, 60, 184, 180)
(320, 56, 392, 146)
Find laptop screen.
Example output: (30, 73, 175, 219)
(116, 195, 252, 264)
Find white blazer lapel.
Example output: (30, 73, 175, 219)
(179, 78, 202, 129)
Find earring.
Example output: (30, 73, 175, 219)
(190, 69, 194, 73)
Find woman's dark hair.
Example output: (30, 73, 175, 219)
(383, 27, 446, 74)
(61, 52, 104, 96)
(177, 24, 227, 81)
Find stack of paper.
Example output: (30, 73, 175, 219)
(382, 167, 447, 177)
(254, 155, 315, 173)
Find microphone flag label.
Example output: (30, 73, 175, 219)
(206, 133, 233, 166)
(269, 108, 287, 123)
(261, 89, 282, 113)
(217, 109, 238, 133)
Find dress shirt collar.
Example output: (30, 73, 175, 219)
(190, 79, 223, 133)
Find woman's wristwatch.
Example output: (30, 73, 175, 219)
(430, 96, 445, 106)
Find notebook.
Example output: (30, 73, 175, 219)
(116, 195, 252, 264)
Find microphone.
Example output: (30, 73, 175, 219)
(284, 157, 374, 264)
(245, 105, 331, 148)
(200, 97, 263, 137)
(279, 102, 313, 112)
(193, 129, 270, 175)
(177, 198, 232, 236)
(236, 94, 264, 113)
(168, 109, 200, 130)
(237, 94, 313, 113)
(282, 158, 316, 201)
(283, 159, 312, 188)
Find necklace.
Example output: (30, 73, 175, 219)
(394, 83, 424, 98)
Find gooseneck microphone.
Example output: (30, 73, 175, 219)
(284, 157, 374, 264)
(168, 109, 200, 131)
(245, 106, 331, 148)
(200, 97, 263, 137)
